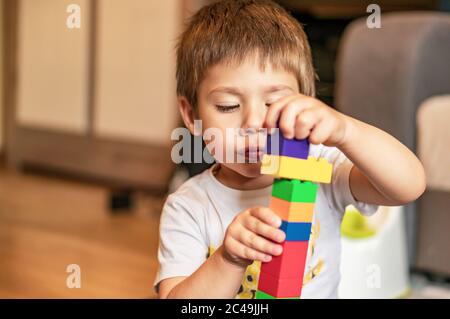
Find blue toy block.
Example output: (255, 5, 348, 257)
(280, 221, 312, 241)
(265, 129, 309, 159)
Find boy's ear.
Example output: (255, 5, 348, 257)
(178, 96, 199, 136)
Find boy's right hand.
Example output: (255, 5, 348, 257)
(220, 206, 286, 268)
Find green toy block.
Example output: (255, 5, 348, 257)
(255, 290, 276, 299)
(271, 179, 318, 203)
(255, 290, 299, 299)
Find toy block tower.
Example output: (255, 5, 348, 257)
(255, 129, 333, 299)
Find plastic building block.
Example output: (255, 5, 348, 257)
(265, 129, 309, 159)
(255, 290, 299, 299)
(257, 129, 333, 299)
(255, 290, 276, 299)
(260, 240, 309, 279)
(271, 179, 318, 203)
(269, 196, 315, 222)
(261, 155, 333, 183)
(258, 271, 303, 298)
(280, 221, 312, 241)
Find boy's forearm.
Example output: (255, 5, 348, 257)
(167, 246, 246, 299)
(338, 115, 426, 205)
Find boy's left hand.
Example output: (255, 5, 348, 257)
(263, 93, 349, 147)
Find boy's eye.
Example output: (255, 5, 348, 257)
(215, 104, 240, 113)
(215, 102, 272, 112)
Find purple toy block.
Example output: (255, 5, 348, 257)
(265, 129, 309, 159)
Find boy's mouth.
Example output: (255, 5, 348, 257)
(237, 146, 264, 162)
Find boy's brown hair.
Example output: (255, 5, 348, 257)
(176, 0, 316, 111)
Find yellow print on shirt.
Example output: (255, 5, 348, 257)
(208, 221, 323, 299)
(303, 221, 324, 285)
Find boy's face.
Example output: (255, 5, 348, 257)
(181, 54, 299, 179)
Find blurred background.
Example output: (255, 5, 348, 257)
(0, 0, 449, 298)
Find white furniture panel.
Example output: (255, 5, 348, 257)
(16, 0, 90, 133)
(94, 0, 180, 144)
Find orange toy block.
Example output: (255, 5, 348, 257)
(270, 196, 315, 222)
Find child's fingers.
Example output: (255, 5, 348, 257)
(226, 235, 272, 262)
(279, 102, 303, 139)
(242, 215, 285, 243)
(294, 108, 319, 140)
(249, 207, 281, 228)
(263, 95, 299, 130)
(236, 227, 283, 257)
(309, 118, 333, 145)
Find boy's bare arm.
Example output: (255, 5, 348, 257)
(159, 246, 245, 299)
(339, 116, 426, 205)
(264, 94, 426, 207)
(159, 207, 285, 299)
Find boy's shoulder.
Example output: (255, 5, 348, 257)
(165, 166, 213, 208)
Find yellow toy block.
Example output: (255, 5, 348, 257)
(261, 154, 333, 183)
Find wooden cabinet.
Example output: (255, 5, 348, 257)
(4, 0, 194, 191)
(16, 0, 90, 134)
(94, 0, 178, 144)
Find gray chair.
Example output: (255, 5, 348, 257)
(334, 12, 450, 267)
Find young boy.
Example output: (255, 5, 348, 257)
(154, 0, 426, 299)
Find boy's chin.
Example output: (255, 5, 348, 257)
(230, 162, 263, 178)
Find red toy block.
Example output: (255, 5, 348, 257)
(257, 271, 303, 298)
(260, 241, 309, 279)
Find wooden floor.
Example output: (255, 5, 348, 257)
(0, 166, 165, 298)
(2, 165, 450, 299)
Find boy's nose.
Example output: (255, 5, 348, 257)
(241, 105, 266, 131)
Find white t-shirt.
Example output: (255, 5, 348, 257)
(154, 144, 378, 298)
